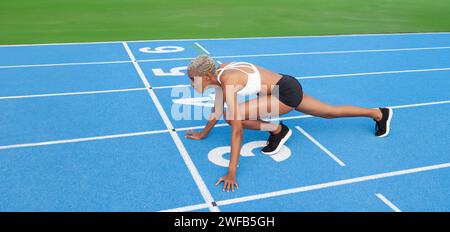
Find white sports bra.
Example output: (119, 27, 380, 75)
(216, 62, 262, 96)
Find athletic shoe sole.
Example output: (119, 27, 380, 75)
(261, 128, 292, 155)
(377, 108, 393, 138)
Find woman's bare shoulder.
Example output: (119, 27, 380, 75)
(220, 73, 240, 87)
(217, 62, 245, 87)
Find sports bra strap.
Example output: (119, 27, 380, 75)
(216, 62, 258, 84)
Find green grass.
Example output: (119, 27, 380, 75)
(1, 0, 450, 45)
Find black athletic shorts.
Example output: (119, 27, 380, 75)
(273, 74, 303, 108)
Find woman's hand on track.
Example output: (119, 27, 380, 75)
(215, 174, 239, 192)
(185, 130, 206, 140)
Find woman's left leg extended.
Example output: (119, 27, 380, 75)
(296, 93, 382, 121)
(295, 93, 393, 137)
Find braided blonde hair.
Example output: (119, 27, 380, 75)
(187, 54, 217, 77)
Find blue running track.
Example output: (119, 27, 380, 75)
(1, 32, 450, 212)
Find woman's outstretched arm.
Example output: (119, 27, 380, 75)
(215, 82, 242, 192)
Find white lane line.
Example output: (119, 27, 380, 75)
(152, 84, 191, 90)
(158, 203, 210, 212)
(174, 115, 313, 132)
(376, 193, 402, 212)
(269, 115, 313, 121)
(151, 67, 450, 90)
(194, 42, 211, 55)
(1, 99, 449, 151)
(0, 130, 169, 150)
(158, 162, 450, 212)
(1, 32, 449, 47)
(296, 67, 450, 80)
(122, 42, 220, 212)
(216, 162, 450, 207)
(0, 88, 147, 100)
(0, 60, 131, 69)
(209, 46, 450, 60)
(390, 100, 450, 109)
(133, 57, 195, 62)
(2, 66, 448, 99)
(136, 46, 450, 63)
(295, 126, 346, 167)
(4, 46, 450, 69)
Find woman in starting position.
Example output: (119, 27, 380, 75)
(185, 55, 393, 192)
